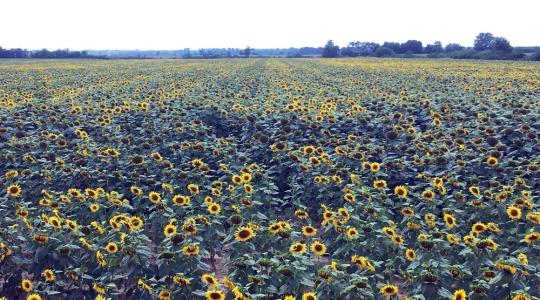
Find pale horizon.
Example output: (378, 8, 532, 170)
(1, 0, 540, 51)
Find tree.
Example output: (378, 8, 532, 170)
(382, 42, 404, 54)
(489, 37, 513, 53)
(424, 41, 443, 53)
(322, 40, 339, 58)
(474, 32, 494, 51)
(445, 43, 464, 52)
(240, 46, 252, 57)
(374, 47, 394, 57)
(401, 40, 423, 54)
(531, 49, 540, 61)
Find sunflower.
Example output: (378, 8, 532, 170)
(452, 289, 467, 300)
(380, 284, 398, 297)
(471, 222, 487, 235)
(48, 216, 62, 229)
(302, 292, 317, 300)
(234, 226, 254, 242)
(373, 179, 387, 190)
(310, 241, 326, 256)
(157, 290, 171, 300)
(7, 184, 22, 197)
(343, 192, 356, 203)
(173, 275, 191, 285)
(369, 162, 381, 172)
(26, 294, 42, 300)
(164, 224, 177, 237)
(205, 289, 225, 300)
(90, 203, 100, 213)
(232, 175, 243, 185)
(130, 186, 143, 196)
(302, 225, 317, 237)
(182, 244, 200, 256)
(394, 185, 408, 198)
(21, 278, 33, 292)
(41, 269, 55, 282)
(346, 227, 359, 239)
(241, 172, 252, 183)
(289, 242, 307, 255)
(187, 183, 200, 195)
(208, 202, 221, 215)
(131, 155, 144, 165)
(148, 191, 161, 204)
(486, 156, 498, 167)
(105, 242, 118, 254)
(468, 186, 481, 197)
(401, 207, 414, 217)
(284, 296, 296, 300)
(151, 152, 163, 161)
(421, 189, 435, 201)
(294, 209, 309, 219)
(129, 216, 144, 230)
(443, 213, 456, 228)
(173, 195, 191, 206)
(405, 248, 416, 261)
(202, 273, 218, 287)
(507, 206, 522, 220)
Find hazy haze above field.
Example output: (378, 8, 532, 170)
(1, 0, 539, 50)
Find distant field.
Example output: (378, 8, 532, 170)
(0, 58, 539, 299)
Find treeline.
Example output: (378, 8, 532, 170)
(323, 32, 540, 61)
(0, 47, 95, 58)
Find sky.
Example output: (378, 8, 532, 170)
(1, 0, 539, 50)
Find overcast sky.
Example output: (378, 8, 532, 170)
(1, 0, 539, 50)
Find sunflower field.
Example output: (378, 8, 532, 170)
(0, 58, 539, 300)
